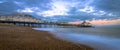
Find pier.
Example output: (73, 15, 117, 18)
(0, 14, 41, 27)
(0, 14, 92, 27)
(0, 14, 69, 27)
(0, 20, 71, 28)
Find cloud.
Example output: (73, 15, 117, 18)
(79, 6, 95, 13)
(0, 0, 7, 3)
(91, 0, 120, 16)
(0, 1, 21, 15)
(17, 8, 33, 13)
(90, 19, 120, 25)
(0, 0, 120, 22)
(69, 19, 120, 25)
(39, 0, 69, 17)
(0, 1, 4, 3)
(92, 10, 106, 16)
(17, 7, 39, 13)
(39, 0, 80, 17)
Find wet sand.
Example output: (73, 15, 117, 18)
(0, 23, 93, 50)
(35, 27, 120, 50)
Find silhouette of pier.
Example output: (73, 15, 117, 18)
(0, 14, 77, 27)
(0, 14, 92, 27)
(0, 19, 80, 28)
(0, 20, 74, 28)
(0, 20, 39, 27)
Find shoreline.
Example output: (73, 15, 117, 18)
(0, 23, 93, 50)
(34, 27, 120, 50)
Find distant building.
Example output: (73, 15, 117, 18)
(0, 14, 41, 23)
(80, 20, 92, 27)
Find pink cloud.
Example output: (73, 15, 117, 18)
(68, 19, 120, 25)
(90, 19, 120, 25)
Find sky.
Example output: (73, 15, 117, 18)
(0, 0, 120, 25)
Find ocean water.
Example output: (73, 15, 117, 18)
(33, 25, 120, 50)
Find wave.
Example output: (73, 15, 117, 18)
(33, 28, 120, 50)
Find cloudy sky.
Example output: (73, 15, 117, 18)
(0, 0, 120, 24)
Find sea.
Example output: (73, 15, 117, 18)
(33, 24, 120, 50)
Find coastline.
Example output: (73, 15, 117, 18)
(33, 27, 120, 50)
(0, 23, 93, 50)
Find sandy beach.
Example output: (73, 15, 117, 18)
(0, 23, 93, 50)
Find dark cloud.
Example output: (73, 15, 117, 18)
(0, 1, 20, 15)
(14, 0, 51, 10)
(92, 0, 120, 14)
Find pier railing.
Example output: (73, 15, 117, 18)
(0, 14, 88, 27)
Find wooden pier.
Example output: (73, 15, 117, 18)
(0, 14, 72, 27)
(0, 20, 78, 28)
(0, 14, 41, 27)
(0, 14, 91, 28)
(0, 20, 67, 27)
(0, 20, 40, 27)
